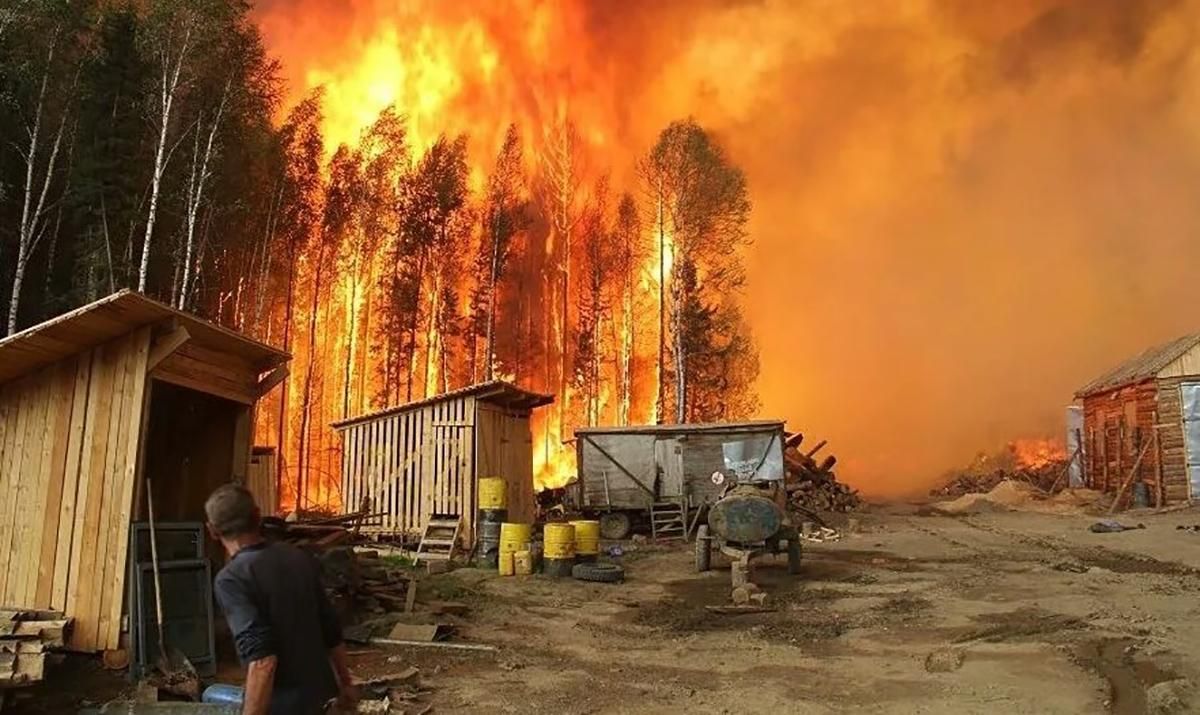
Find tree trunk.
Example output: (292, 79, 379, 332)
(178, 82, 229, 309)
(276, 253, 296, 507)
(138, 26, 192, 293)
(296, 237, 328, 510)
(656, 195, 666, 422)
(342, 253, 360, 419)
(485, 222, 500, 381)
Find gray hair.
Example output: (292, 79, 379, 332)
(204, 484, 260, 538)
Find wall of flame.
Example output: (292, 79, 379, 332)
(254, 0, 1200, 501)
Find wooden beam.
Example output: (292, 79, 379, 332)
(145, 326, 189, 373)
(255, 365, 289, 399)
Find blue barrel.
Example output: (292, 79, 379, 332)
(202, 684, 245, 706)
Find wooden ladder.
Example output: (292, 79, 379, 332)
(415, 514, 461, 563)
(650, 501, 686, 541)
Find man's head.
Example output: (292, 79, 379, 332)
(205, 484, 261, 541)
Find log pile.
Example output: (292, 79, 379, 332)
(783, 431, 860, 513)
(0, 609, 70, 690)
(931, 452, 1070, 498)
(265, 518, 414, 619)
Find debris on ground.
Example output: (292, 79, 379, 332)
(1089, 520, 1146, 533)
(931, 443, 1071, 498)
(933, 480, 1103, 516)
(925, 648, 965, 673)
(783, 430, 860, 514)
(0, 608, 72, 689)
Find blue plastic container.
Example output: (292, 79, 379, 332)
(202, 684, 245, 706)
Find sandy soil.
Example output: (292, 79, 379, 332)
(365, 506, 1200, 715)
(14, 505, 1200, 714)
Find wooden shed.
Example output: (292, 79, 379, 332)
(1075, 332, 1200, 507)
(332, 381, 553, 544)
(0, 290, 288, 652)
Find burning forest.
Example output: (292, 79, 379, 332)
(5, 0, 1200, 507)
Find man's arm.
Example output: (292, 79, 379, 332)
(214, 573, 277, 713)
(243, 655, 278, 715)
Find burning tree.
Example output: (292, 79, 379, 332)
(640, 119, 752, 424)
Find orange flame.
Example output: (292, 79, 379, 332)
(1009, 438, 1067, 470)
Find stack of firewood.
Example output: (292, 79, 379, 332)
(0, 608, 70, 691)
(783, 431, 860, 513)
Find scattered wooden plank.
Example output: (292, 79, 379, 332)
(369, 637, 496, 652)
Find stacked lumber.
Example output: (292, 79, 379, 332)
(0, 609, 70, 689)
(783, 431, 860, 513)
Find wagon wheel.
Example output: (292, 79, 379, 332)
(599, 512, 632, 540)
(695, 525, 712, 572)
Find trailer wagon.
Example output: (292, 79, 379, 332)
(572, 421, 785, 540)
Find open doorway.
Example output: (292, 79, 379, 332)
(139, 379, 248, 522)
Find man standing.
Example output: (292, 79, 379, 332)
(205, 485, 358, 714)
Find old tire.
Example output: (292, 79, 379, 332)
(696, 525, 712, 572)
(599, 512, 632, 540)
(787, 537, 802, 575)
(571, 563, 624, 583)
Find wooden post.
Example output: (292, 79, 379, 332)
(1154, 411, 1164, 508)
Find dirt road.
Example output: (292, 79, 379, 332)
(375, 507, 1200, 714)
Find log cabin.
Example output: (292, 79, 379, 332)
(1075, 332, 1200, 507)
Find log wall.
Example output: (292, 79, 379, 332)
(0, 328, 150, 652)
(1082, 381, 1160, 504)
(1157, 377, 1192, 503)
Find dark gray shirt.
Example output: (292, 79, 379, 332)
(213, 541, 341, 715)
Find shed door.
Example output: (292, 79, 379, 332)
(1182, 383, 1200, 499)
(654, 438, 684, 500)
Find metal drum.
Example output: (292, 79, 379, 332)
(499, 522, 533, 555)
(543, 522, 576, 577)
(477, 519, 502, 569)
(479, 477, 508, 510)
(570, 520, 600, 562)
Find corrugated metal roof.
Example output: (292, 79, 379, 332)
(574, 420, 785, 437)
(0, 289, 289, 385)
(331, 380, 554, 429)
(1075, 332, 1200, 398)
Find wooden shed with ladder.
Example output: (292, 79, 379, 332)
(0, 290, 288, 652)
(332, 381, 553, 551)
(1075, 332, 1200, 507)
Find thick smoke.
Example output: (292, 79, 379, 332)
(256, 0, 1200, 496)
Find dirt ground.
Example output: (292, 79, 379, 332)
(15, 504, 1200, 714)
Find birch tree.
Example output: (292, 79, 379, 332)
(641, 119, 750, 423)
(176, 80, 229, 309)
(470, 123, 530, 381)
(4, 2, 86, 335)
(137, 0, 229, 293)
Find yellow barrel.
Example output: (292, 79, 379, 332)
(570, 520, 600, 556)
(498, 550, 515, 576)
(513, 550, 533, 576)
(543, 523, 576, 560)
(499, 522, 532, 554)
(478, 477, 507, 510)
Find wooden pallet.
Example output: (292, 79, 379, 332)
(650, 502, 686, 541)
(415, 515, 461, 563)
(0, 608, 70, 690)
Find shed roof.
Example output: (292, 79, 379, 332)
(1075, 332, 1200, 399)
(0, 289, 289, 385)
(575, 420, 785, 437)
(332, 380, 554, 429)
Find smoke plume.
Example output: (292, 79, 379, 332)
(256, 0, 1200, 496)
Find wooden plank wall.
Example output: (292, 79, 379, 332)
(0, 328, 150, 652)
(1082, 381, 1162, 504)
(339, 396, 476, 540)
(152, 341, 257, 405)
(1157, 377, 1191, 502)
(246, 447, 278, 516)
